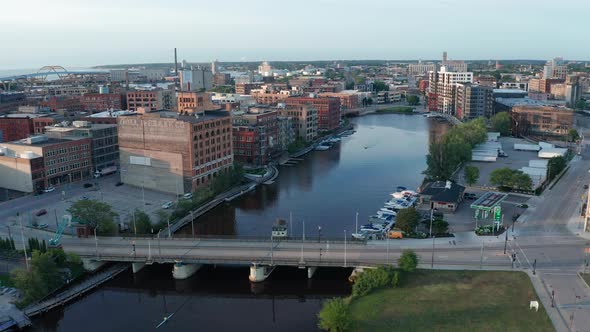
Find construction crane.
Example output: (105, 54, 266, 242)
(48, 215, 72, 248)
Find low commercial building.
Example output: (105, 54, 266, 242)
(418, 181, 465, 212)
(511, 105, 574, 137)
(117, 110, 233, 195)
(0, 135, 93, 192)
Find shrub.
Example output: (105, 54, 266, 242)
(398, 250, 418, 272)
(318, 297, 352, 332)
(352, 267, 399, 298)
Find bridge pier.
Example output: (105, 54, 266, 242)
(82, 259, 106, 272)
(172, 262, 201, 280)
(131, 262, 146, 273)
(307, 266, 318, 279)
(249, 263, 275, 283)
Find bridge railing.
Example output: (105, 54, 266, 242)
(95, 234, 367, 245)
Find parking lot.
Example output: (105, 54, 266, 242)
(14, 174, 176, 232)
(464, 136, 542, 188)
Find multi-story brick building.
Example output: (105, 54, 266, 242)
(285, 96, 340, 131)
(528, 78, 564, 94)
(278, 104, 318, 142)
(0, 115, 34, 142)
(80, 93, 124, 112)
(126, 88, 175, 112)
(318, 92, 360, 110)
(117, 110, 233, 194)
(511, 105, 573, 137)
(0, 135, 93, 192)
(277, 116, 295, 152)
(177, 92, 219, 114)
(235, 83, 263, 95)
(0, 92, 26, 114)
(39, 96, 84, 112)
(214, 73, 231, 86)
(232, 107, 279, 166)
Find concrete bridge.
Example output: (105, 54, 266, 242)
(61, 234, 583, 283)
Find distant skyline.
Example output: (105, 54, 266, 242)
(1, 0, 589, 70)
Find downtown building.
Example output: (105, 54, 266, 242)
(511, 105, 574, 137)
(179, 66, 214, 91)
(0, 135, 93, 192)
(455, 83, 493, 120)
(278, 104, 318, 142)
(427, 66, 473, 114)
(285, 96, 340, 131)
(232, 107, 279, 166)
(80, 93, 124, 112)
(117, 110, 233, 195)
(126, 88, 176, 112)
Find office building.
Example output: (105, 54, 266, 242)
(177, 92, 219, 114)
(126, 88, 175, 112)
(0, 135, 92, 192)
(565, 75, 581, 106)
(258, 61, 273, 77)
(543, 57, 567, 79)
(428, 67, 473, 114)
(232, 107, 279, 166)
(278, 104, 318, 142)
(511, 105, 573, 137)
(80, 93, 124, 112)
(117, 110, 233, 194)
(180, 66, 213, 91)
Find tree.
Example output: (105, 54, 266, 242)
(548, 156, 567, 179)
(511, 171, 532, 191)
(131, 209, 152, 234)
(575, 99, 587, 110)
(491, 112, 511, 136)
(431, 218, 449, 235)
(373, 80, 388, 93)
(398, 250, 419, 272)
(568, 128, 580, 142)
(490, 168, 532, 191)
(395, 207, 420, 234)
(463, 165, 480, 186)
(489, 167, 514, 188)
(318, 298, 352, 332)
(407, 95, 420, 106)
(12, 250, 62, 306)
(67, 199, 117, 235)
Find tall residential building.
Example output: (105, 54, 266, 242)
(258, 61, 273, 77)
(565, 75, 582, 106)
(543, 57, 567, 79)
(427, 67, 473, 114)
(117, 111, 233, 194)
(177, 92, 219, 114)
(278, 104, 318, 142)
(0, 135, 93, 192)
(285, 96, 340, 131)
(441, 52, 467, 72)
(232, 107, 279, 166)
(211, 60, 219, 74)
(455, 83, 493, 120)
(126, 88, 175, 112)
(180, 66, 213, 91)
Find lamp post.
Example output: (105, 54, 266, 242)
(344, 230, 347, 267)
(190, 210, 195, 239)
(17, 213, 29, 271)
(317, 225, 322, 243)
(431, 235, 435, 268)
(157, 230, 162, 259)
(94, 226, 99, 259)
(355, 211, 358, 234)
(133, 210, 137, 237)
(504, 227, 508, 254)
(167, 217, 171, 238)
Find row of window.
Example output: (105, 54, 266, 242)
(44, 144, 88, 157)
(46, 160, 90, 175)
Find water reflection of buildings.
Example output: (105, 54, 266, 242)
(237, 183, 279, 211)
(428, 118, 451, 144)
(192, 206, 237, 236)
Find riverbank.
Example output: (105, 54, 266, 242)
(374, 106, 415, 114)
(346, 270, 553, 332)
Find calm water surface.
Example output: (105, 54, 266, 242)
(31, 114, 449, 331)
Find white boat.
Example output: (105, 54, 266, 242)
(315, 144, 330, 151)
(351, 232, 367, 240)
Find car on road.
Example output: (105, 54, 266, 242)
(38, 223, 49, 229)
(80, 196, 89, 200)
(517, 203, 528, 208)
(463, 192, 477, 200)
(83, 183, 93, 188)
(43, 186, 55, 193)
(162, 201, 173, 209)
(182, 193, 193, 200)
(115, 182, 124, 187)
(35, 209, 47, 217)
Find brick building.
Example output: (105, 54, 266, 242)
(0, 115, 34, 142)
(235, 83, 263, 95)
(126, 89, 175, 112)
(232, 107, 279, 166)
(80, 93, 124, 112)
(528, 78, 564, 94)
(278, 104, 318, 142)
(177, 92, 219, 114)
(285, 96, 340, 131)
(39, 96, 84, 112)
(0, 135, 93, 192)
(511, 105, 573, 137)
(117, 111, 233, 194)
(318, 92, 359, 109)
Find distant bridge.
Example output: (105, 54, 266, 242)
(0, 65, 108, 88)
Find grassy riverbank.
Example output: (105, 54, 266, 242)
(375, 106, 414, 114)
(328, 270, 553, 332)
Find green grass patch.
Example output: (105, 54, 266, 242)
(375, 106, 414, 114)
(348, 270, 553, 332)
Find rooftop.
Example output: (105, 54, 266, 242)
(494, 98, 547, 108)
(89, 110, 137, 118)
(419, 181, 465, 203)
(159, 110, 230, 123)
(470, 192, 508, 211)
(3, 136, 85, 147)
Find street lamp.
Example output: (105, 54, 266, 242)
(344, 230, 347, 267)
(17, 213, 29, 271)
(94, 226, 99, 259)
(190, 210, 195, 239)
(317, 225, 322, 243)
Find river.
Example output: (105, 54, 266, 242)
(30, 114, 450, 331)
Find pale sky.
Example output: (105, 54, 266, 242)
(1, 0, 588, 69)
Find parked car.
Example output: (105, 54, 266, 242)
(80, 196, 89, 200)
(43, 186, 55, 193)
(38, 223, 49, 229)
(463, 192, 477, 200)
(517, 203, 528, 208)
(115, 182, 124, 187)
(162, 201, 173, 209)
(83, 183, 93, 188)
(183, 193, 193, 200)
(35, 209, 47, 217)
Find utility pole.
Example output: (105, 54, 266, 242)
(532, 259, 537, 275)
(289, 211, 293, 238)
(133, 210, 137, 237)
(431, 235, 435, 268)
(148, 239, 152, 260)
(480, 240, 484, 269)
(18, 213, 29, 271)
(355, 211, 358, 233)
(429, 207, 434, 238)
(344, 230, 347, 267)
(302, 220, 305, 241)
(504, 228, 508, 254)
(167, 217, 171, 238)
(157, 231, 162, 259)
(190, 210, 195, 240)
(94, 226, 99, 259)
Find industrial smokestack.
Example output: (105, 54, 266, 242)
(174, 48, 178, 75)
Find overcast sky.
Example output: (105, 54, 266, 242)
(1, 0, 588, 69)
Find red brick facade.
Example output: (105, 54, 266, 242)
(285, 97, 340, 131)
(80, 93, 123, 112)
